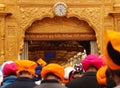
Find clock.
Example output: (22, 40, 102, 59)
(53, 2, 67, 16)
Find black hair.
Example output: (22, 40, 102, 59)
(88, 65, 98, 71)
(105, 69, 116, 88)
(45, 73, 61, 80)
(109, 69, 120, 78)
(18, 70, 31, 75)
(107, 41, 120, 65)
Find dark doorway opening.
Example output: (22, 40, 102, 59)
(27, 40, 90, 64)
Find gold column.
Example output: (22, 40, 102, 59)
(0, 4, 12, 64)
(90, 41, 99, 55)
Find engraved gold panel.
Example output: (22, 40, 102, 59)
(0, 0, 117, 64)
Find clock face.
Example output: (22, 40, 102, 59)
(54, 2, 67, 16)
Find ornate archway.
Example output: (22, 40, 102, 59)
(20, 17, 98, 65)
(3, 1, 109, 63)
(17, 6, 103, 55)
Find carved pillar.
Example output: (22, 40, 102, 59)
(20, 41, 28, 60)
(0, 12, 11, 64)
(90, 41, 99, 55)
(109, 11, 120, 32)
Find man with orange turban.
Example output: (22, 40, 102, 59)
(5, 60, 37, 88)
(34, 63, 67, 88)
(104, 30, 120, 88)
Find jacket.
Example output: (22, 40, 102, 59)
(34, 79, 67, 88)
(66, 72, 101, 88)
(5, 77, 36, 88)
(1, 76, 17, 88)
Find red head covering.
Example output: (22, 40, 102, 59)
(82, 54, 103, 71)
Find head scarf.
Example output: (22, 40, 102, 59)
(105, 30, 120, 70)
(41, 63, 64, 81)
(96, 66, 107, 86)
(82, 54, 103, 71)
(15, 60, 37, 75)
(1, 61, 17, 76)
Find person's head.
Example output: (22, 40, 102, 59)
(41, 63, 64, 83)
(104, 30, 120, 86)
(17, 70, 33, 78)
(44, 73, 61, 82)
(15, 60, 37, 78)
(72, 63, 84, 78)
(1, 61, 17, 77)
(82, 54, 103, 72)
(105, 69, 116, 88)
(33, 65, 42, 81)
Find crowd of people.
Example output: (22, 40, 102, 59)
(0, 29, 120, 88)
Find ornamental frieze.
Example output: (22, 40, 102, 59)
(18, 7, 53, 30)
(67, 7, 101, 31)
(25, 33, 96, 41)
(18, 7, 101, 31)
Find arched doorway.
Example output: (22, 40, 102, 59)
(20, 17, 98, 66)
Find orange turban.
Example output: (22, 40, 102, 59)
(96, 66, 107, 86)
(37, 58, 47, 66)
(105, 30, 120, 70)
(15, 60, 37, 75)
(41, 63, 64, 81)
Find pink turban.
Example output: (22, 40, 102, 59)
(1, 61, 17, 76)
(82, 54, 103, 71)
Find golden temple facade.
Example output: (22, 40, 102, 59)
(0, 0, 120, 64)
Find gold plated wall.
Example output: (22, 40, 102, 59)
(0, 0, 119, 64)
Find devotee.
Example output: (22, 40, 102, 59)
(72, 63, 84, 78)
(66, 54, 103, 88)
(34, 63, 67, 88)
(33, 64, 42, 85)
(104, 30, 120, 88)
(105, 69, 116, 88)
(96, 66, 116, 88)
(1, 61, 17, 88)
(5, 60, 37, 88)
(64, 66, 74, 81)
(33, 58, 47, 85)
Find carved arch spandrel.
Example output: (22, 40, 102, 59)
(66, 7, 103, 54)
(17, 7, 103, 54)
(17, 7, 54, 54)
